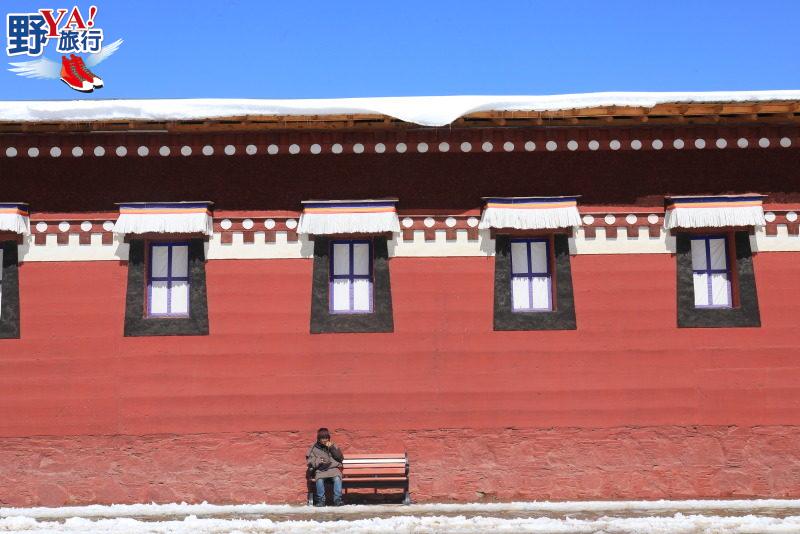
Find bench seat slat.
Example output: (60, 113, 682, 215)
(343, 463, 407, 469)
(343, 476, 408, 483)
(343, 468, 407, 476)
(344, 454, 406, 459)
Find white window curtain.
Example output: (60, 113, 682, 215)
(691, 237, 731, 308)
(149, 243, 190, 316)
(331, 241, 372, 313)
(510, 240, 552, 311)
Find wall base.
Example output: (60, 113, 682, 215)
(2, 425, 800, 507)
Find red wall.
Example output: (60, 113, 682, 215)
(1, 251, 800, 505)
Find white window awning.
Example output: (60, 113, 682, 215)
(298, 199, 400, 235)
(0, 203, 30, 235)
(478, 196, 581, 230)
(664, 194, 766, 229)
(113, 202, 214, 235)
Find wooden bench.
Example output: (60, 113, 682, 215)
(307, 452, 410, 505)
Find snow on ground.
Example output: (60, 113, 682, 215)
(1, 90, 800, 127)
(3, 500, 800, 533)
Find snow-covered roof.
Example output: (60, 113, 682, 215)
(1, 90, 799, 127)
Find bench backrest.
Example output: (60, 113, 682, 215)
(341, 453, 408, 480)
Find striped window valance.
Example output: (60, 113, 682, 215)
(297, 199, 400, 235)
(0, 203, 30, 235)
(113, 202, 214, 235)
(478, 196, 582, 230)
(664, 194, 766, 229)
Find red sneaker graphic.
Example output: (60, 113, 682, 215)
(60, 56, 93, 93)
(70, 55, 104, 88)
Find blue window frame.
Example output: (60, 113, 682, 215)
(510, 238, 552, 312)
(147, 242, 191, 317)
(329, 240, 373, 313)
(690, 235, 732, 308)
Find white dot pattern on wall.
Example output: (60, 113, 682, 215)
(401, 217, 414, 228)
(94, 146, 105, 156)
(394, 143, 406, 153)
(159, 146, 170, 156)
(546, 141, 558, 151)
(374, 143, 386, 153)
(438, 142, 450, 152)
(604, 214, 616, 225)
(50, 147, 61, 157)
(652, 139, 663, 150)
(180, 146, 192, 156)
(588, 140, 599, 151)
(36, 222, 48, 233)
(737, 138, 748, 148)
(445, 217, 457, 227)
(482, 141, 493, 152)
(647, 214, 659, 225)
(58, 221, 70, 232)
(423, 217, 435, 228)
(288, 144, 300, 155)
(524, 141, 536, 151)
(72, 146, 83, 157)
(6, 147, 17, 157)
(28, 147, 39, 157)
(417, 142, 428, 153)
(264, 219, 276, 229)
(80, 221, 92, 232)
(137, 146, 149, 157)
(694, 139, 706, 149)
(467, 217, 479, 227)
(267, 144, 279, 155)
(567, 140, 578, 151)
(200, 145, 212, 156)
(246, 144, 258, 155)
(630, 140, 642, 150)
(609, 140, 620, 150)
(715, 138, 727, 149)
(787, 212, 798, 222)
(460, 142, 472, 152)
(242, 219, 254, 230)
(353, 143, 364, 154)
(625, 214, 637, 224)
(116, 146, 127, 157)
(286, 219, 298, 229)
(224, 145, 236, 155)
(310, 144, 322, 154)
(764, 212, 776, 222)
(503, 141, 514, 152)
(780, 137, 792, 148)
(331, 143, 343, 154)
(582, 215, 594, 225)
(758, 137, 770, 148)
(102, 221, 114, 231)
(673, 139, 685, 149)
(220, 219, 232, 230)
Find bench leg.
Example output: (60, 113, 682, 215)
(307, 490, 315, 506)
(403, 490, 411, 505)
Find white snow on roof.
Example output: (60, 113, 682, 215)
(0, 90, 799, 127)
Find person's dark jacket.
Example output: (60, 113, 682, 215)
(307, 442, 344, 481)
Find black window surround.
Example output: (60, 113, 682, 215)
(310, 235, 394, 334)
(123, 237, 209, 337)
(0, 240, 20, 339)
(493, 233, 577, 331)
(676, 230, 761, 328)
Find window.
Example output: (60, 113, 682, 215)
(493, 235, 576, 331)
(310, 236, 393, 333)
(675, 232, 760, 328)
(148, 242, 190, 317)
(123, 238, 209, 337)
(0, 240, 20, 339)
(690, 236, 731, 308)
(510, 239, 552, 312)
(330, 240, 372, 313)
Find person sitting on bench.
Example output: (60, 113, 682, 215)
(307, 427, 345, 506)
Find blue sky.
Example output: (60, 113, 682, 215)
(2, 0, 799, 100)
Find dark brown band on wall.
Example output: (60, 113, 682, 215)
(123, 238, 210, 337)
(493, 234, 577, 331)
(310, 235, 394, 334)
(676, 231, 761, 328)
(0, 241, 20, 339)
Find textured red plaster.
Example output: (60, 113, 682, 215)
(2, 426, 800, 507)
(0, 252, 798, 504)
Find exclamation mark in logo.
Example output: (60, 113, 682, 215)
(87, 6, 97, 27)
